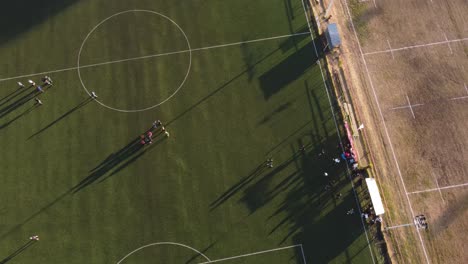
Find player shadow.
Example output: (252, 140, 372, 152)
(257, 101, 293, 125)
(259, 40, 319, 100)
(0, 86, 30, 106)
(0, 104, 37, 130)
(0, 0, 79, 47)
(209, 162, 269, 211)
(72, 135, 167, 193)
(71, 137, 143, 193)
(0, 89, 38, 119)
(0, 240, 37, 264)
(27, 97, 93, 139)
(0, 134, 165, 240)
(184, 241, 216, 264)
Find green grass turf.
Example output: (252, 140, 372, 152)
(0, 0, 376, 263)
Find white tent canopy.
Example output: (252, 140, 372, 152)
(365, 178, 385, 215)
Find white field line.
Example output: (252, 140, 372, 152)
(300, 244, 308, 264)
(431, 172, 445, 203)
(116, 242, 211, 264)
(0, 32, 309, 83)
(406, 95, 416, 119)
(196, 245, 300, 264)
(450, 83, 468, 100)
(390, 103, 424, 111)
(407, 182, 468, 195)
(300, 0, 376, 263)
(450, 96, 468, 100)
(387, 40, 394, 59)
(342, 0, 431, 263)
(385, 223, 414, 230)
(363, 37, 468, 56)
(444, 34, 453, 54)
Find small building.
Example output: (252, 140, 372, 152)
(325, 23, 341, 50)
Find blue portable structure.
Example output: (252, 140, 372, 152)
(325, 23, 341, 49)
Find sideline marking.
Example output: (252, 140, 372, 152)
(342, 0, 431, 263)
(196, 245, 301, 264)
(300, 244, 308, 264)
(116, 242, 211, 264)
(0, 32, 309, 83)
(300, 0, 376, 263)
(363, 37, 468, 56)
(407, 182, 468, 195)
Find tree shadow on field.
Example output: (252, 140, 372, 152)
(166, 47, 280, 126)
(210, 75, 369, 262)
(259, 40, 319, 100)
(244, 138, 366, 263)
(279, 24, 310, 53)
(257, 101, 293, 125)
(166, 32, 311, 126)
(0, 0, 80, 46)
(431, 191, 468, 237)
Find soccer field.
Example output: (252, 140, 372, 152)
(0, 1, 375, 263)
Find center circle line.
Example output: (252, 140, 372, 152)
(77, 9, 192, 112)
(116, 241, 211, 264)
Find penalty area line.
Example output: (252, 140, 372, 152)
(0, 32, 309, 83)
(196, 245, 302, 264)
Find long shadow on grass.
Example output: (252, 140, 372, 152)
(0, 87, 31, 106)
(0, 104, 37, 130)
(212, 98, 369, 263)
(184, 241, 216, 264)
(0, 0, 79, 47)
(244, 137, 368, 263)
(0, 135, 164, 241)
(72, 135, 166, 193)
(259, 39, 319, 100)
(166, 47, 280, 126)
(27, 97, 93, 139)
(0, 89, 39, 118)
(0, 240, 38, 264)
(210, 163, 269, 211)
(166, 31, 313, 126)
